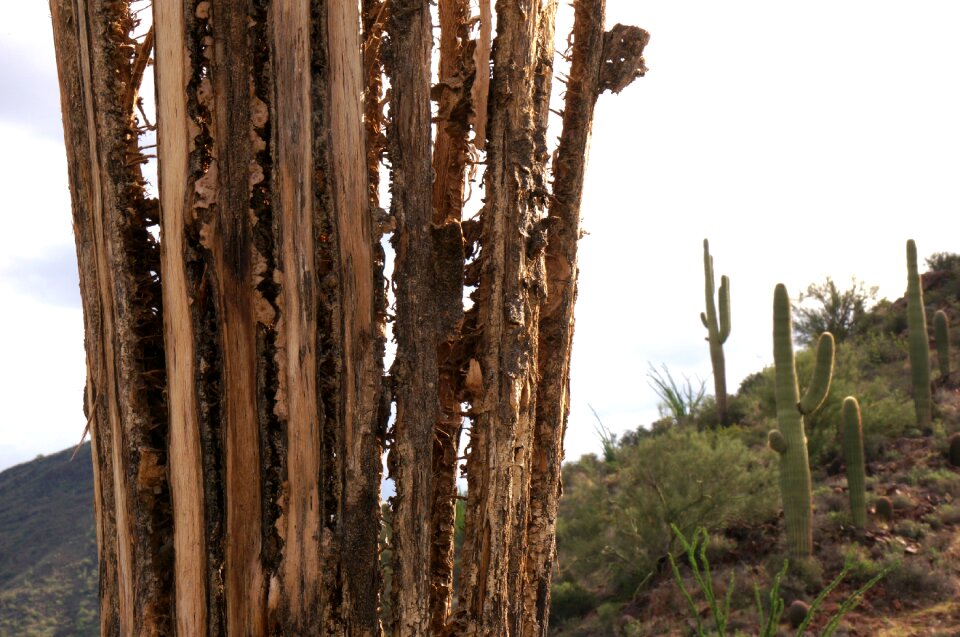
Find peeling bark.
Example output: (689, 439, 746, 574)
(384, 0, 436, 634)
(428, 0, 472, 632)
(456, 1, 555, 634)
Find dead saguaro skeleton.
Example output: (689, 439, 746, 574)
(50, 0, 647, 635)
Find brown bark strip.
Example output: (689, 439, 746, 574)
(49, 4, 120, 633)
(522, 1, 603, 633)
(205, 1, 267, 633)
(153, 0, 208, 634)
(269, 1, 322, 633)
(51, 1, 172, 635)
(362, 0, 387, 210)
(458, 0, 550, 633)
(326, 1, 385, 632)
(384, 0, 435, 633)
(470, 0, 492, 151)
(427, 7, 472, 628)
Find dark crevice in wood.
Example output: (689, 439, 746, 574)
(184, 2, 226, 633)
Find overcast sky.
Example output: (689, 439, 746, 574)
(1, 2, 959, 472)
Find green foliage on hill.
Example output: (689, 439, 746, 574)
(0, 444, 98, 636)
(552, 254, 960, 635)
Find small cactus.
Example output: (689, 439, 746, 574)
(875, 496, 894, 522)
(935, 309, 950, 381)
(948, 432, 960, 467)
(701, 239, 731, 425)
(906, 239, 932, 428)
(786, 599, 810, 629)
(841, 397, 867, 529)
(770, 283, 835, 558)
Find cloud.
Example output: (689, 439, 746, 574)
(0, 41, 64, 140)
(0, 245, 81, 308)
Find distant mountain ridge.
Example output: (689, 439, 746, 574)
(0, 443, 98, 636)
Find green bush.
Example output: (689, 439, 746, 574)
(549, 581, 597, 625)
(602, 428, 777, 594)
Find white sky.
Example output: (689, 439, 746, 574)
(1, 1, 959, 471)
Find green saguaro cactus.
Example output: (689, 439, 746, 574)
(934, 309, 950, 381)
(907, 239, 932, 429)
(769, 284, 834, 557)
(701, 239, 731, 426)
(841, 397, 867, 529)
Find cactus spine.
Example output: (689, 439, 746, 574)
(935, 309, 950, 381)
(701, 239, 731, 425)
(841, 397, 867, 529)
(771, 283, 834, 557)
(907, 239, 932, 428)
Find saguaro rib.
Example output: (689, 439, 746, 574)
(523, 1, 604, 633)
(153, 0, 208, 633)
(327, 1, 384, 631)
(207, 1, 266, 632)
(428, 0, 472, 630)
(272, 0, 322, 631)
(49, 2, 122, 633)
(51, 1, 173, 634)
(386, 0, 435, 633)
(459, 0, 549, 633)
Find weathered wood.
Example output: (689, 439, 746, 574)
(152, 0, 207, 633)
(428, 1, 472, 631)
(326, 1, 386, 632)
(53, 0, 646, 633)
(384, 0, 435, 634)
(523, 2, 607, 634)
(50, 1, 172, 635)
(457, 0, 555, 633)
(272, 0, 321, 633)
(471, 0, 492, 151)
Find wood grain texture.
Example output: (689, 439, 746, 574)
(327, 1, 384, 632)
(51, 1, 173, 635)
(458, 0, 553, 633)
(272, 1, 322, 631)
(385, 0, 435, 633)
(153, 0, 207, 633)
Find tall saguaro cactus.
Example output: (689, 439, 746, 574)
(769, 284, 835, 557)
(841, 397, 867, 530)
(50, 0, 648, 635)
(701, 239, 731, 425)
(907, 239, 932, 429)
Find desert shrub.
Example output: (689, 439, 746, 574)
(549, 580, 596, 625)
(792, 277, 878, 346)
(884, 558, 955, 601)
(838, 544, 884, 585)
(926, 251, 960, 274)
(596, 601, 621, 631)
(554, 454, 615, 586)
(602, 428, 777, 595)
(893, 519, 929, 541)
(937, 504, 960, 525)
(908, 467, 960, 497)
(856, 331, 909, 367)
